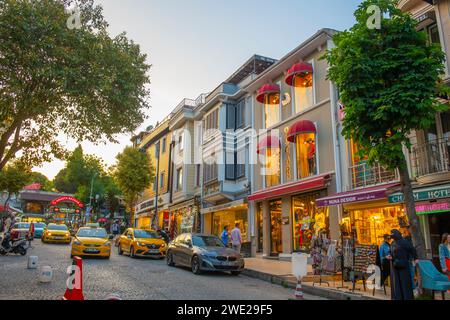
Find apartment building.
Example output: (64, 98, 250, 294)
(394, 0, 450, 262)
(132, 116, 172, 230)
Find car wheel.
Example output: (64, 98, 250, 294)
(167, 251, 175, 266)
(130, 246, 135, 258)
(118, 244, 123, 255)
(191, 256, 202, 275)
(18, 246, 27, 256)
(230, 271, 241, 276)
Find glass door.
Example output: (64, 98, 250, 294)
(256, 203, 263, 253)
(269, 200, 283, 255)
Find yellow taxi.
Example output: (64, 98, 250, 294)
(41, 223, 71, 244)
(118, 228, 167, 259)
(71, 227, 113, 259)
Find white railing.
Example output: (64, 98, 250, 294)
(412, 138, 450, 176)
(349, 162, 399, 189)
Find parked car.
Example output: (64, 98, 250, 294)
(71, 227, 113, 259)
(118, 228, 167, 259)
(166, 233, 245, 275)
(32, 222, 46, 239)
(10, 222, 31, 241)
(41, 224, 71, 244)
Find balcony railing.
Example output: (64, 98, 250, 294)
(349, 161, 399, 189)
(412, 138, 450, 177)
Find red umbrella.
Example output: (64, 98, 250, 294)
(98, 218, 107, 223)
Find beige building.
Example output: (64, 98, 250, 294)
(247, 29, 342, 258)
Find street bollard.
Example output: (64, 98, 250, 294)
(39, 266, 53, 283)
(28, 256, 38, 269)
(63, 256, 84, 300)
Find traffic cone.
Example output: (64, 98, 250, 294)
(63, 256, 84, 300)
(294, 278, 304, 300)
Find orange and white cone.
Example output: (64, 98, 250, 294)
(294, 278, 304, 300)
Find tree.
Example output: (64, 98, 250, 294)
(325, 0, 447, 259)
(29, 172, 54, 191)
(113, 147, 153, 226)
(0, 0, 151, 171)
(0, 162, 32, 212)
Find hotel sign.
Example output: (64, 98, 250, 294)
(389, 185, 450, 204)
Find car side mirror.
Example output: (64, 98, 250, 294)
(109, 235, 114, 240)
(186, 240, 192, 248)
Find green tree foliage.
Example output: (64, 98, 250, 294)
(324, 0, 447, 258)
(0, 162, 32, 210)
(113, 147, 153, 225)
(0, 0, 151, 170)
(29, 172, 54, 191)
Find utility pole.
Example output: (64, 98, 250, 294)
(87, 173, 96, 224)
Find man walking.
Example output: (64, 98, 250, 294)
(111, 220, 120, 241)
(221, 226, 229, 247)
(230, 223, 242, 253)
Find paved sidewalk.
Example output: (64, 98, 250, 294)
(243, 257, 450, 301)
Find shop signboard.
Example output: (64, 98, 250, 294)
(389, 185, 450, 204)
(415, 202, 450, 215)
(316, 190, 386, 207)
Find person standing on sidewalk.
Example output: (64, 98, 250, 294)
(379, 234, 391, 288)
(221, 226, 229, 247)
(230, 223, 242, 253)
(439, 233, 450, 281)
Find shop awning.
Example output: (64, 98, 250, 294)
(287, 120, 316, 143)
(248, 173, 332, 202)
(256, 83, 280, 104)
(285, 62, 313, 87)
(257, 135, 281, 154)
(316, 182, 400, 208)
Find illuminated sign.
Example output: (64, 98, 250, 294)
(416, 202, 450, 215)
(389, 185, 450, 204)
(50, 196, 84, 208)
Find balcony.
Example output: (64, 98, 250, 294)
(349, 162, 399, 190)
(412, 138, 450, 184)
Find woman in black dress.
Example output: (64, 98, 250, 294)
(387, 229, 418, 300)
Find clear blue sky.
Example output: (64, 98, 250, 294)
(37, 0, 362, 179)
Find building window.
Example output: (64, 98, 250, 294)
(195, 164, 201, 187)
(293, 68, 314, 113)
(153, 176, 157, 192)
(265, 148, 281, 187)
(176, 168, 183, 191)
(236, 99, 246, 129)
(162, 138, 167, 153)
(264, 93, 280, 129)
(204, 153, 218, 183)
(160, 172, 165, 189)
(204, 108, 219, 131)
(178, 133, 184, 151)
(295, 133, 317, 179)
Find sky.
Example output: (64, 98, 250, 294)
(34, 0, 362, 179)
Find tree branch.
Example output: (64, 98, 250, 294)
(0, 121, 22, 170)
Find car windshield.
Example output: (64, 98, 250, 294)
(34, 223, 46, 228)
(134, 230, 160, 239)
(48, 224, 68, 231)
(77, 228, 107, 238)
(14, 223, 30, 229)
(192, 236, 225, 248)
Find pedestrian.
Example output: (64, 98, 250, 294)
(111, 220, 120, 241)
(3, 214, 12, 234)
(221, 226, 229, 247)
(230, 223, 242, 253)
(379, 234, 391, 288)
(438, 233, 450, 281)
(387, 229, 418, 300)
(402, 228, 418, 290)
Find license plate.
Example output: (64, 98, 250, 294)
(149, 249, 159, 254)
(84, 249, 98, 253)
(54, 236, 63, 240)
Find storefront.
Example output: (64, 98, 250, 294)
(249, 173, 334, 257)
(169, 199, 200, 239)
(317, 182, 405, 247)
(202, 199, 248, 239)
(389, 183, 450, 262)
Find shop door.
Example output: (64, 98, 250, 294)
(269, 200, 283, 255)
(257, 203, 263, 253)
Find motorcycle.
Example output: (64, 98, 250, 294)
(0, 232, 27, 256)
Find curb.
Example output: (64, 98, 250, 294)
(242, 269, 382, 301)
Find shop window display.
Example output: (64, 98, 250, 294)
(269, 200, 283, 255)
(292, 192, 328, 252)
(264, 148, 281, 188)
(344, 206, 407, 246)
(264, 92, 280, 129)
(212, 209, 248, 241)
(295, 133, 317, 179)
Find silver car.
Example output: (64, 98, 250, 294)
(166, 233, 245, 275)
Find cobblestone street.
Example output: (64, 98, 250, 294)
(0, 241, 323, 300)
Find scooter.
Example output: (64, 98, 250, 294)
(0, 232, 27, 256)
